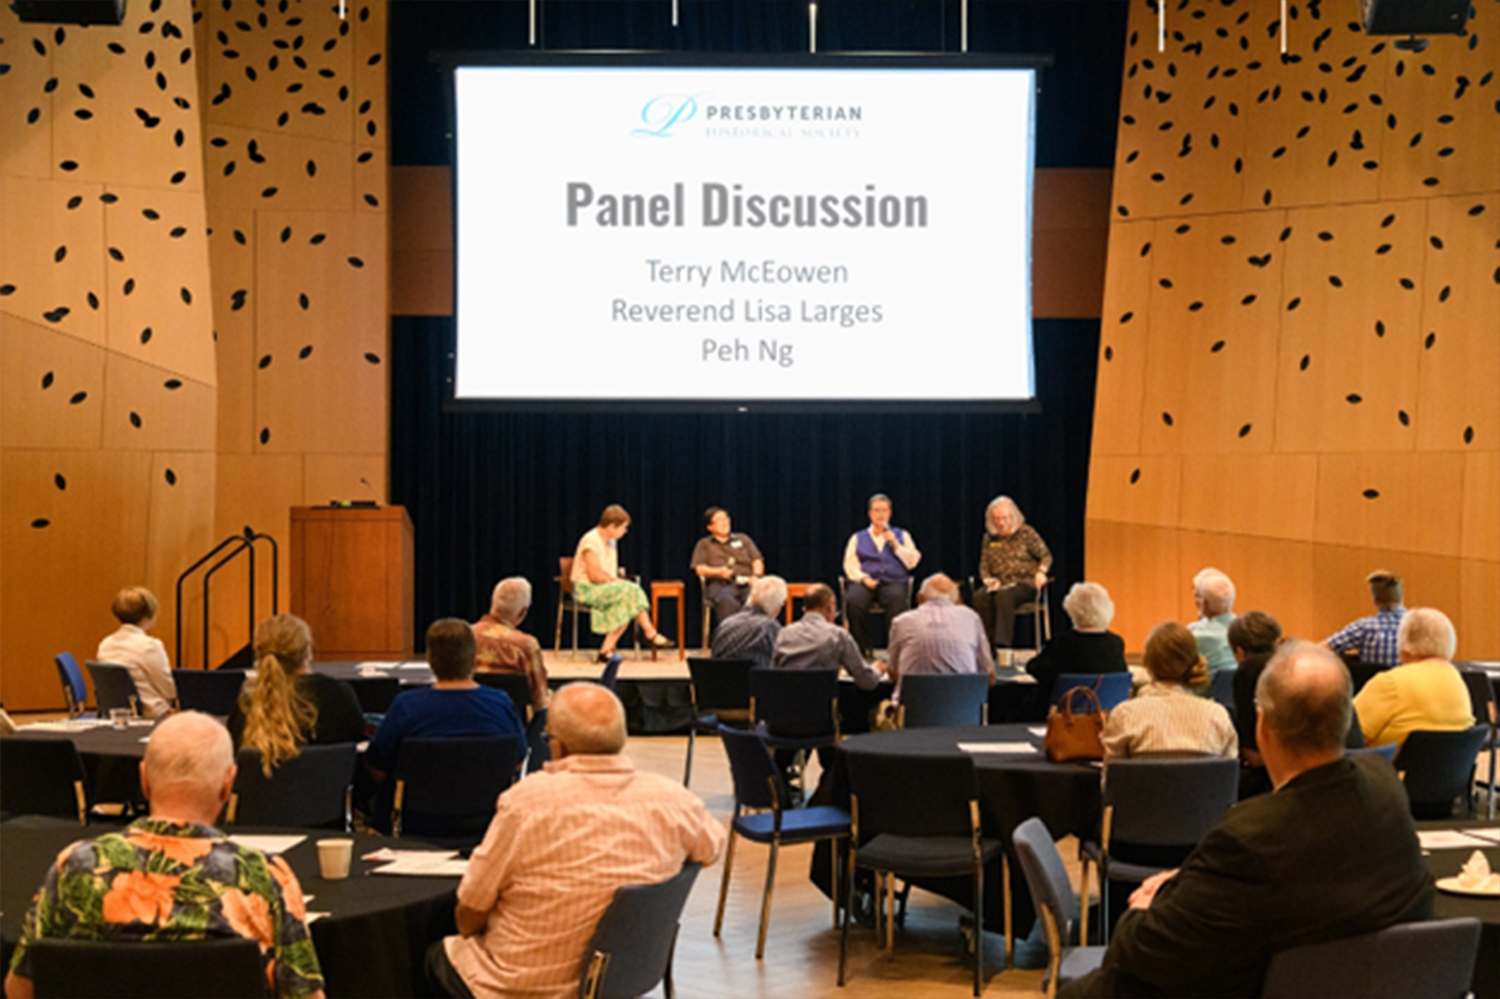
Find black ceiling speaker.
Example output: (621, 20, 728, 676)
(13, 0, 126, 25)
(1359, 0, 1471, 36)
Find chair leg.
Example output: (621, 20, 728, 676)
(1099, 867, 1110, 947)
(838, 849, 857, 987)
(973, 862, 985, 997)
(885, 872, 895, 955)
(554, 601, 564, 654)
(664, 929, 679, 999)
(1079, 858, 1092, 949)
(1003, 853, 1013, 969)
(757, 838, 779, 959)
(714, 830, 738, 937)
(683, 727, 695, 787)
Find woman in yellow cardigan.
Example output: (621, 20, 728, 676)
(1352, 607, 1474, 749)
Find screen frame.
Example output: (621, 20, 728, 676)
(441, 50, 1049, 415)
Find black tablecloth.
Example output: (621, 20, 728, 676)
(1420, 823, 1500, 999)
(11, 721, 157, 806)
(0, 816, 457, 998)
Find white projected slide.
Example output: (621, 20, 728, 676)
(453, 60, 1037, 408)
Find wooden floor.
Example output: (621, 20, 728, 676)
(622, 733, 1062, 999)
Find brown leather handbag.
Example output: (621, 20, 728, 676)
(1044, 685, 1108, 762)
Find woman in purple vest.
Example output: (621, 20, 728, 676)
(841, 493, 921, 656)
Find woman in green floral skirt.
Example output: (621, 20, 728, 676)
(571, 504, 674, 661)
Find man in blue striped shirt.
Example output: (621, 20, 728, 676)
(1323, 569, 1406, 669)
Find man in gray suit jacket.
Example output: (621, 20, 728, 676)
(1061, 641, 1434, 998)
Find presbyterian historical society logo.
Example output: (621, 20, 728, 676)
(632, 93, 864, 138)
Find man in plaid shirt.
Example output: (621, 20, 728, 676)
(1323, 570, 1406, 669)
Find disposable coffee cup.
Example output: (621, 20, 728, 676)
(109, 708, 131, 730)
(318, 838, 354, 880)
(998, 649, 1015, 669)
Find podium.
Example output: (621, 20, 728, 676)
(290, 506, 414, 660)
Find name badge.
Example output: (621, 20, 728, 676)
(731, 539, 743, 548)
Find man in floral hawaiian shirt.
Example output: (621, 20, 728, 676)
(5, 712, 324, 999)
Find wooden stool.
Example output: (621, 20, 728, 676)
(784, 582, 816, 624)
(650, 580, 686, 661)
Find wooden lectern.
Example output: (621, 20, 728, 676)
(290, 506, 414, 660)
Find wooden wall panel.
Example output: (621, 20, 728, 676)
(1082, 519, 1182, 652)
(305, 454, 388, 508)
(0, 23, 54, 179)
(144, 451, 217, 666)
(101, 352, 216, 454)
(203, 126, 357, 213)
(209, 453, 305, 667)
(208, 211, 259, 455)
(1177, 453, 1319, 541)
(1092, 220, 1156, 456)
(0, 176, 108, 346)
(1313, 452, 1466, 556)
(0, 314, 106, 450)
(1463, 452, 1500, 564)
(1086, 455, 1182, 528)
(1175, 530, 1318, 639)
(1458, 561, 1500, 663)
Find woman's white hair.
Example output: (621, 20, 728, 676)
(986, 495, 1024, 531)
(1063, 582, 1115, 631)
(1194, 568, 1236, 614)
(1397, 607, 1457, 662)
(748, 575, 788, 616)
(490, 576, 532, 625)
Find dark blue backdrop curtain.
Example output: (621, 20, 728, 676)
(387, 1, 1126, 647)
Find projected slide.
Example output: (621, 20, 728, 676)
(453, 60, 1037, 408)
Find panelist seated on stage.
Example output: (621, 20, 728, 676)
(842, 492, 922, 656)
(363, 619, 524, 832)
(472, 576, 550, 709)
(4, 712, 326, 999)
(710, 575, 786, 669)
(1322, 568, 1407, 670)
(228, 613, 365, 771)
(1060, 643, 1434, 999)
(772, 583, 887, 690)
(426, 682, 725, 999)
(1024, 581, 1127, 700)
(690, 506, 765, 627)
(1351, 606, 1474, 751)
(96, 585, 176, 717)
(971, 495, 1053, 651)
(1188, 567, 1239, 676)
(1102, 621, 1237, 762)
(887, 573, 993, 703)
(571, 504, 674, 661)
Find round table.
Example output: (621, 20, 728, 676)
(1421, 824, 1500, 998)
(0, 815, 458, 998)
(11, 719, 158, 807)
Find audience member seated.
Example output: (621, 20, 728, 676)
(1060, 642, 1434, 998)
(1187, 567, 1238, 676)
(710, 575, 786, 669)
(425, 682, 725, 999)
(95, 586, 176, 718)
(690, 506, 765, 628)
(771, 582, 886, 689)
(1323, 568, 1407, 670)
(472, 577, 550, 709)
(1024, 581, 1127, 700)
(887, 573, 993, 703)
(364, 619, 524, 832)
(571, 505, 673, 661)
(1228, 610, 1284, 798)
(228, 614, 365, 773)
(842, 493, 922, 657)
(4, 712, 325, 999)
(1352, 606, 1475, 750)
(1102, 622, 1236, 761)
(971, 495, 1053, 651)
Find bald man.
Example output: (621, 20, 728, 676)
(5, 712, 325, 999)
(1061, 642, 1433, 998)
(886, 573, 994, 702)
(428, 683, 725, 999)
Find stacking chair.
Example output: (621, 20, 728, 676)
(716, 725, 851, 958)
(1048, 672, 1132, 712)
(580, 862, 701, 999)
(392, 735, 525, 847)
(1261, 916, 1482, 999)
(31, 938, 267, 998)
(1014, 581, 1052, 652)
(683, 657, 753, 786)
(1207, 670, 1236, 713)
(555, 556, 590, 657)
(748, 668, 840, 792)
(0, 739, 90, 824)
(1458, 668, 1497, 818)
(1011, 817, 1106, 999)
(1081, 757, 1239, 945)
(1347, 742, 1398, 763)
(226, 743, 358, 829)
(897, 672, 990, 728)
(54, 652, 92, 718)
(475, 671, 535, 720)
(1394, 725, 1490, 819)
(85, 660, 141, 715)
(174, 668, 246, 716)
(839, 750, 1002, 996)
(349, 675, 402, 714)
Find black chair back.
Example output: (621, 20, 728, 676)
(1049, 672, 1131, 711)
(0, 739, 89, 823)
(1394, 725, 1489, 819)
(174, 668, 246, 716)
(1459, 669, 1497, 725)
(899, 673, 990, 728)
(31, 938, 267, 998)
(347, 675, 402, 713)
(393, 735, 525, 839)
(579, 863, 701, 999)
(846, 749, 978, 841)
(687, 657, 753, 717)
(475, 671, 533, 715)
(85, 661, 141, 715)
(749, 667, 839, 738)
(718, 724, 786, 811)
(229, 743, 357, 828)
(1207, 670, 1235, 712)
(1261, 916, 1482, 999)
(1102, 757, 1239, 848)
(54, 652, 89, 717)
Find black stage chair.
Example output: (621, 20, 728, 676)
(1458, 668, 1497, 818)
(716, 725, 850, 958)
(1012, 817, 1106, 999)
(392, 735, 525, 847)
(174, 668, 246, 716)
(475, 671, 534, 719)
(897, 672, 990, 728)
(0, 739, 90, 824)
(227, 743, 358, 829)
(683, 657, 753, 787)
(54, 652, 92, 718)
(85, 661, 141, 716)
(1260, 916, 1482, 999)
(579, 862, 701, 999)
(749, 667, 840, 792)
(31, 938, 266, 998)
(839, 750, 1002, 996)
(1395, 725, 1490, 819)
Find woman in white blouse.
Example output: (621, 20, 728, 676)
(571, 505, 673, 661)
(95, 586, 176, 717)
(1101, 621, 1237, 761)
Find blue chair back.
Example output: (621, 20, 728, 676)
(1394, 725, 1489, 819)
(718, 724, 786, 811)
(899, 672, 989, 728)
(1347, 743, 1398, 763)
(1207, 670, 1235, 712)
(1012, 816, 1081, 946)
(1261, 917, 1482, 999)
(393, 735, 525, 840)
(1050, 672, 1131, 712)
(476, 671, 534, 716)
(174, 668, 246, 716)
(54, 653, 89, 717)
(230, 743, 357, 829)
(579, 863, 701, 999)
(599, 653, 623, 690)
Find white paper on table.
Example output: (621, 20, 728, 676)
(1416, 830, 1498, 850)
(305, 912, 331, 923)
(1459, 828, 1500, 844)
(361, 848, 459, 863)
(229, 834, 308, 855)
(22, 720, 112, 732)
(371, 856, 469, 877)
(1027, 726, 1047, 737)
(356, 661, 397, 675)
(997, 672, 1037, 684)
(396, 662, 432, 672)
(959, 741, 1038, 755)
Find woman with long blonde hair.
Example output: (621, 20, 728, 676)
(228, 613, 364, 774)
